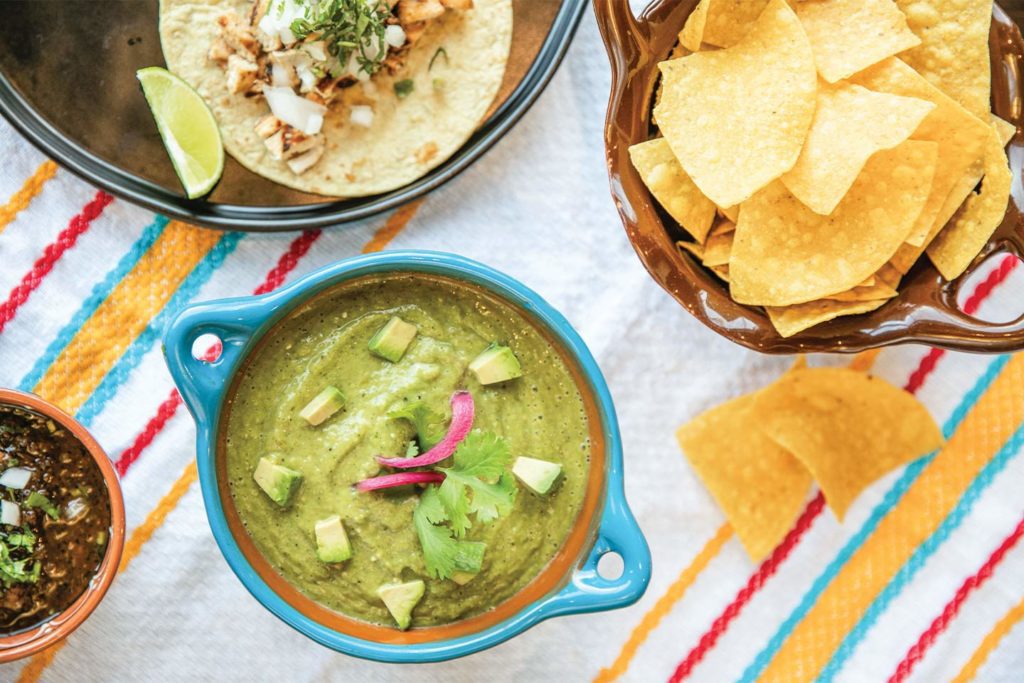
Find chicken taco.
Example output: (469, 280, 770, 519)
(158, 0, 512, 197)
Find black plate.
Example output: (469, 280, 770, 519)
(0, 0, 586, 231)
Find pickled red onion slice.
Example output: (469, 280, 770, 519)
(355, 472, 444, 492)
(377, 391, 475, 469)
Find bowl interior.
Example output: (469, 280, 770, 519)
(600, 0, 1024, 353)
(0, 0, 583, 230)
(0, 390, 125, 663)
(208, 268, 609, 645)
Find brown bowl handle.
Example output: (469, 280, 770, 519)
(592, 0, 646, 79)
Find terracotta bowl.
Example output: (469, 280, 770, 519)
(0, 389, 125, 663)
(595, 0, 1024, 354)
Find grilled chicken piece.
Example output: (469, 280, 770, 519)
(255, 116, 326, 174)
(226, 55, 259, 94)
(286, 147, 325, 174)
(397, 0, 446, 24)
(268, 50, 304, 89)
(216, 13, 261, 59)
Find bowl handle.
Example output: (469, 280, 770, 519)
(592, 0, 647, 78)
(542, 484, 652, 617)
(162, 297, 267, 426)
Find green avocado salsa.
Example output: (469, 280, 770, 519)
(223, 274, 591, 629)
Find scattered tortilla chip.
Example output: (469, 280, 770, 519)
(896, 0, 993, 119)
(677, 392, 813, 561)
(927, 125, 1013, 279)
(993, 115, 1017, 146)
(629, 138, 717, 243)
(702, 227, 734, 267)
(701, 0, 770, 48)
(793, 0, 921, 83)
(782, 81, 935, 215)
(731, 139, 937, 306)
(680, 0, 710, 52)
(766, 299, 888, 338)
(654, 0, 817, 208)
(853, 58, 991, 255)
(751, 367, 944, 519)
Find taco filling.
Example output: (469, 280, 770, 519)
(209, 0, 472, 175)
(159, 0, 511, 196)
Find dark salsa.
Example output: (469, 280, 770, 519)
(0, 405, 110, 634)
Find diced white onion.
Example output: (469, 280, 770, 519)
(350, 105, 375, 128)
(384, 25, 407, 48)
(0, 467, 32, 490)
(263, 87, 327, 135)
(65, 497, 87, 520)
(257, 0, 304, 46)
(297, 63, 318, 92)
(1, 500, 20, 526)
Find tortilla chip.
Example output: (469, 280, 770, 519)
(853, 58, 991, 256)
(875, 263, 903, 289)
(678, 240, 704, 261)
(782, 81, 935, 215)
(710, 264, 730, 282)
(718, 204, 739, 222)
(766, 299, 888, 338)
(731, 139, 937, 306)
(927, 125, 1013, 279)
(702, 227, 734, 267)
(629, 138, 717, 243)
(677, 392, 813, 561)
(826, 281, 899, 303)
(680, 0, 710, 52)
(993, 115, 1017, 146)
(701, 0, 771, 48)
(712, 219, 736, 235)
(896, 0, 993, 119)
(792, 0, 921, 83)
(751, 367, 944, 519)
(654, 0, 817, 208)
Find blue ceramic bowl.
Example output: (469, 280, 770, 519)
(162, 251, 651, 662)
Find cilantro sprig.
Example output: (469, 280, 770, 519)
(389, 402, 447, 451)
(0, 526, 40, 588)
(411, 430, 518, 579)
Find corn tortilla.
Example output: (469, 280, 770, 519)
(629, 138, 717, 243)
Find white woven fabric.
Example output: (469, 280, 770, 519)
(0, 6, 1023, 682)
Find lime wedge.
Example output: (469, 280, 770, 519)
(136, 67, 224, 199)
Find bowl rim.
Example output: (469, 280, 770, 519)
(0, 388, 126, 664)
(0, 0, 588, 232)
(161, 251, 652, 662)
(595, 0, 1024, 354)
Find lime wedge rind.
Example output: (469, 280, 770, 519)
(136, 66, 224, 200)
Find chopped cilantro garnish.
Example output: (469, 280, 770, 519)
(389, 402, 446, 450)
(290, 0, 391, 76)
(405, 440, 420, 458)
(394, 79, 415, 99)
(25, 491, 59, 520)
(0, 525, 39, 587)
(413, 487, 460, 579)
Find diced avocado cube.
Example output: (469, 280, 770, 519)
(253, 457, 302, 506)
(314, 515, 352, 563)
(377, 580, 425, 630)
(512, 456, 562, 495)
(450, 541, 486, 585)
(298, 386, 345, 426)
(468, 344, 522, 385)
(368, 316, 418, 362)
